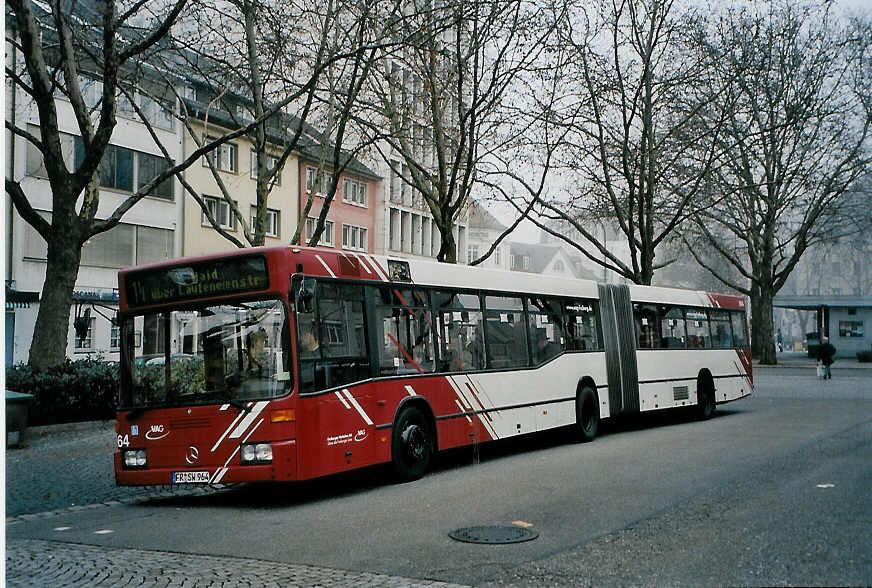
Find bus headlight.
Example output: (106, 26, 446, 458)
(240, 443, 272, 465)
(123, 449, 147, 468)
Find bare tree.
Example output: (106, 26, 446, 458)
(168, 0, 364, 247)
(4, 0, 345, 368)
(293, 1, 398, 248)
(517, 0, 728, 284)
(176, 0, 410, 250)
(681, 1, 872, 363)
(5, 0, 197, 369)
(358, 0, 560, 263)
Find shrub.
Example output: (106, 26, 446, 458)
(6, 358, 119, 426)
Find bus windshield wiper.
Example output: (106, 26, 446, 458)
(208, 391, 250, 413)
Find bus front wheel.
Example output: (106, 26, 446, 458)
(391, 405, 433, 482)
(575, 386, 599, 442)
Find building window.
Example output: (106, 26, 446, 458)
(553, 260, 565, 272)
(202, 196, 237, 230)
(139, 93, 175, 131)
(343, 178, 367, 207)
(494, 247, 501, 266)
(75, 141, 134, 192)
(136, 226, 173, 264)
(250, 150, 281, 185)
(23, 213, 172, 267)
(467, 245, 479, 263)
(342, 224, 368, 252)
(306, 217, 334, 246)
(389, 161, 402, 204)
(137, 153, 174, 200)
(74, 318, 95, 351)
(523, 256, 530, 270)
(25, 125, 75, 178)
(32, 129, 173, 199)
(203, 137, 238, 173)
(110, 323, 121, 350)
(81, 223, 135, 268)
(250, 206, 280, 238)
(838, 321, 864, 338)
(306, 166, 324, 195)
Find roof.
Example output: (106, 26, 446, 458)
(10, 2, 381, 182)
(508, 242, 599, 279)
(467, 201, 506, 231)
(181, 98, 380, 181)
(119, 245, 744, 312)
(773, 295, 872, 309)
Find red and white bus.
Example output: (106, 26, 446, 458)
(114, 246, 752, 486)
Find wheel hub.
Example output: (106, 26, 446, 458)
(402, 424, 426, 461)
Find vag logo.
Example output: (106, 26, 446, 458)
(145, 424, 170, 441)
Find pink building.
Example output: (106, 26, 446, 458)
(298, 157, 381, 254)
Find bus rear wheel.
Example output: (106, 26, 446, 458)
(575, 386, 599, 442)
(696, 374, 716, 420)
(391, 405, 433, 482)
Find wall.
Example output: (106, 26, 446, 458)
(7, 73, 181, 364)
(181, 120, 300, 257)
(829, 308, 872, 358)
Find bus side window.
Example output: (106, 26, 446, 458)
(433, 290, 485, 372)
(684, 308, 710, 349)
(484, 295, 528, 369)
(730, 311, 748, 348)
(659, 305, 686, 349)
(297, 281, 369, 393)
(709, 310, 733, 349)
(565, 299, 599, 351)
(375, 287, 435, 376)
(527, 296, 564, 365)
(633, 303, 659, 349)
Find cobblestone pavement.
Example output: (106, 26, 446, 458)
(6, 420, 224, 519)
(6, 539, 468, 587)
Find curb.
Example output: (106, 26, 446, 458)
(25, 419, 114, 438)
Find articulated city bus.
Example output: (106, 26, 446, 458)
(114, 246, 752, 486)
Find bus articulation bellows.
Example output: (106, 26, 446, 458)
(114, 246, 752, 486)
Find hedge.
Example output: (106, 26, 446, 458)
(6, 358, 119, 426)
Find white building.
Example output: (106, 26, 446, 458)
(465, 200, 510, 270)
(5, 34, 182, 365)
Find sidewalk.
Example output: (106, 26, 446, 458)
(7, 539, 468, 587)
(754, 351, 871, 369)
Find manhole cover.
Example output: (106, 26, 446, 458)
(448, 525, 539, 544)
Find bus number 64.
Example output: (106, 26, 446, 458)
(117, 434, 130, 448)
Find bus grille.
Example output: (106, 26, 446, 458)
(672, 386, 689, 401)
(169, 417, 212, 429)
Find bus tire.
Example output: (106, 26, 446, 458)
(575, 385, 599, 442)
(696, 372, 716, 420)
(391, 405, 433, 482)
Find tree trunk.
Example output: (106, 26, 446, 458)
(28, 231, 84, 369)
(750, 284, 777, 365)
(435, 221, 457, 263)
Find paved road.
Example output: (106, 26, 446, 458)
(6, 366, 871, 586)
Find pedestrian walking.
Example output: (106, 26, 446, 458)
(817, 336, 836, 380)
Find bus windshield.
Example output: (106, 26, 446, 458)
(120, 299, 291, 409)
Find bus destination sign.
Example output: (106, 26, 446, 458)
(125, 255, 269, 308)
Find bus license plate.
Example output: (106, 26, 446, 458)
(172, 471, 210, 484)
